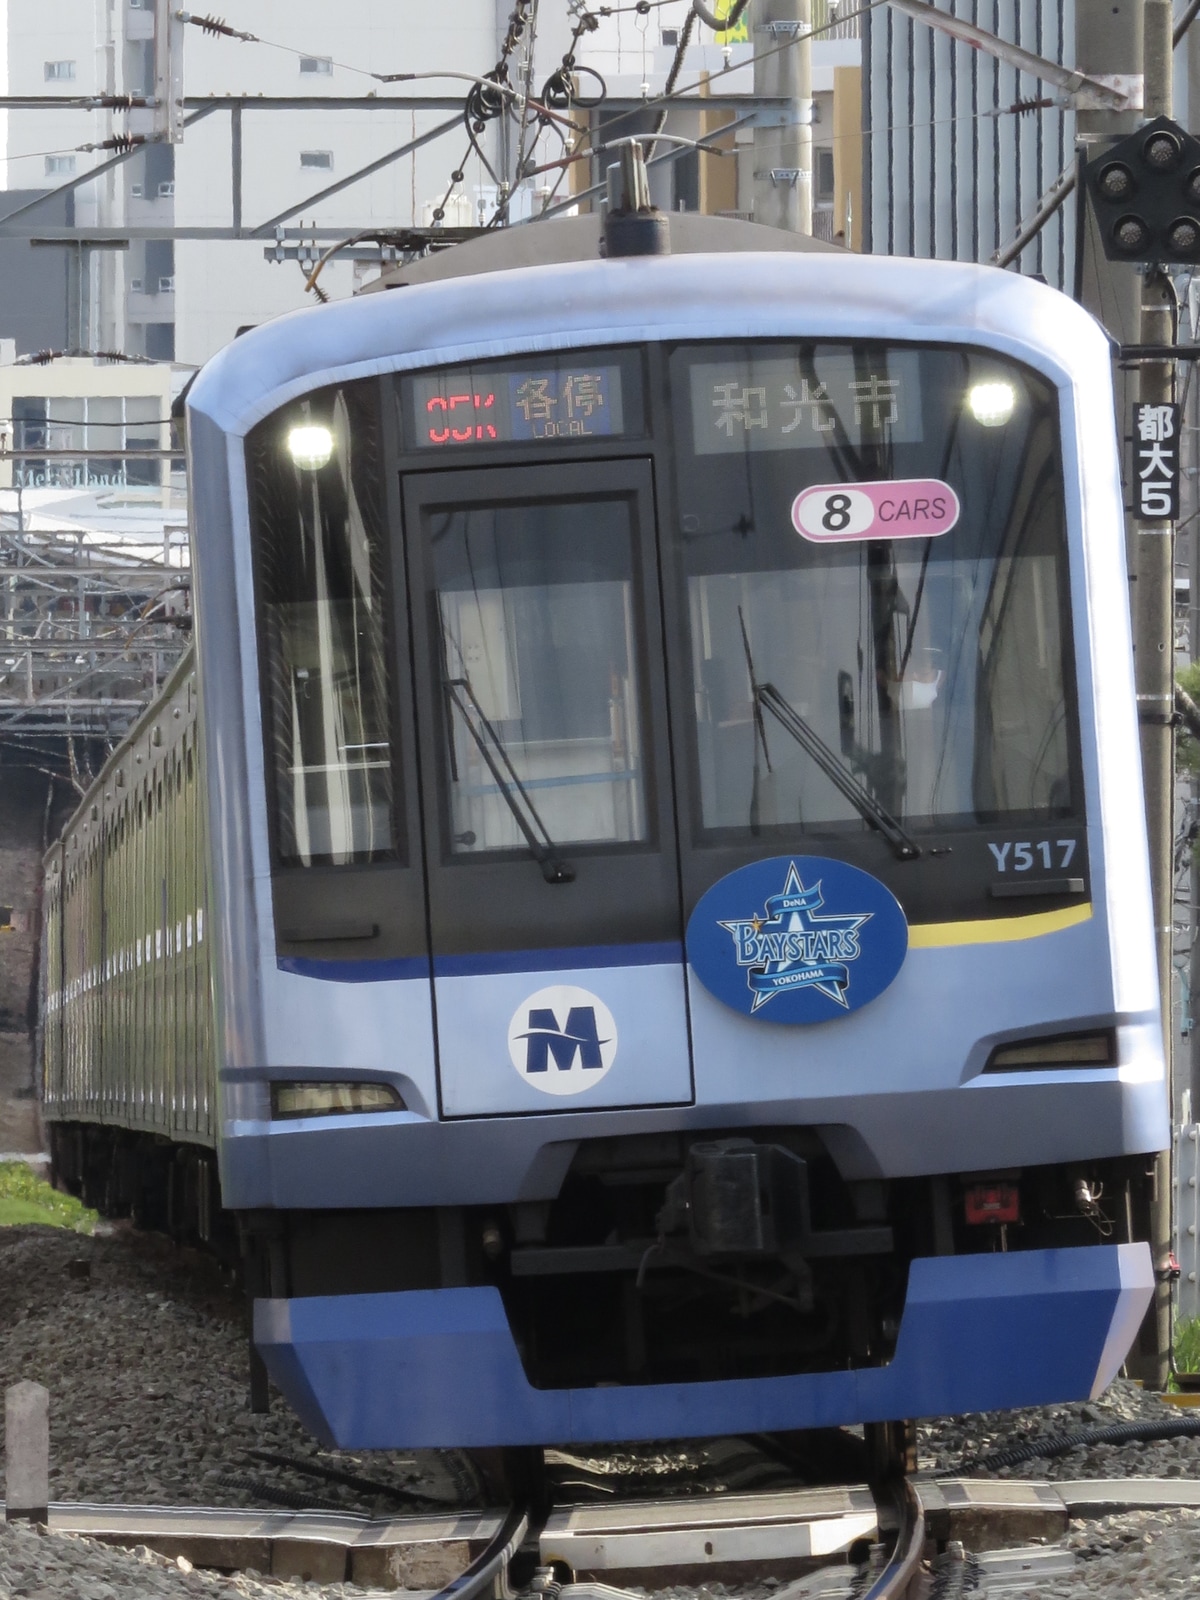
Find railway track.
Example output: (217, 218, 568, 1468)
(6, 1469, 1120, 1597)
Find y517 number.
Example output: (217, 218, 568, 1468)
(988, 839, 1077, 872)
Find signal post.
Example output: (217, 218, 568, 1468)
(1079, 0, 1182, 1387)
(1138, 0, 1178, 1394)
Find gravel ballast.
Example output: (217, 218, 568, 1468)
(0, 1223, 475, 1516)
(7, 1219, 1200, 1596)
(0, 1520, 377, 1600)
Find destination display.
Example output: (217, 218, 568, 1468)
(407, 362, 625, 448)
(689, 351, 923, 456)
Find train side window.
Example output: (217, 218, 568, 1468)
(246, 382, 397, 867)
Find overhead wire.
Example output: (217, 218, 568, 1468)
(206, 0, 1096, 278)
(5, 146, 90, 165)
(525, 0, 895, 224)
(513, 0, 544, 216)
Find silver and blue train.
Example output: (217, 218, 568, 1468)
(41, 209, 1166, 1450)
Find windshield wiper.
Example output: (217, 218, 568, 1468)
(445, 676, 575, 884)
(738, 610, 921, 862)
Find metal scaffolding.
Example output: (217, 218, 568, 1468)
(0, 522, 190, 741)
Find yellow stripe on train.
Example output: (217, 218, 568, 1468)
(908, 903, 1093, 949)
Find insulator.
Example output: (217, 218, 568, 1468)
(79, 134, 145, 154)
(179, 12, 258, 41)
(85, 94, 146, 111)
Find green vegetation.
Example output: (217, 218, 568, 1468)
(0, 1161, 96, 1232)
(1178, 663, 1200, 779)
(1173, 1315, 1200, 1385)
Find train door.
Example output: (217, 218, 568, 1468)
(400, 459, 693, 1117)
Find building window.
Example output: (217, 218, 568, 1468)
(145, 324, 175, 362)
(143, 239, 174, 295)
(816, 148, 835, 205)
(44, 60, 77, 80)
(299, 56, 332, 74)
(12, 396, 165, 490)
(300, 150, 334, 170)
(45, 155, 76, 176)
(661, 27, 679, 45)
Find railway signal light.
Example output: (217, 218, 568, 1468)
(1083, 115, 1200, 264)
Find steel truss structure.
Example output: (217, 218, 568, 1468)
(0, 524, 190, 739)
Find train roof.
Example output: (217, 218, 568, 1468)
(187, 244, 1112, 441)
(361, 212, 841, 292)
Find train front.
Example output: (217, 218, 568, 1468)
(185, 247, 1166, 1449)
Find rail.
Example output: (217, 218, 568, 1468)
(862, 1479, 927, 1598)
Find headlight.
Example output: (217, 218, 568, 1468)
(984, 1031, 1115, 1072)
(271, 1080, 404, 1118)
(966, 380, 1016, 427)
(286, 424, 334, 470)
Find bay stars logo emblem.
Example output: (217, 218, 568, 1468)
(718, 861, 872, 1012)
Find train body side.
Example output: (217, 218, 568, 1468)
(41, 654, 219, 1210)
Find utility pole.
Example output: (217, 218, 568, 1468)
(152, 0, 185, 143)
(752, 0, 812, 234)
(1190, 0, 1200, 1134)
(1075, 0, 1142, 334)
(1137, 0, 1177, 1392)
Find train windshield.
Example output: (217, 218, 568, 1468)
(669, 342, 1075, 841)
(431, 495, 647, 856)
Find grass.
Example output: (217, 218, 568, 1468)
(1171, 1315, 1200, 1391)
(0, 1160, 97, 1232)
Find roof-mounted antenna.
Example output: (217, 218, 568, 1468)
(603, 139, 670, 259)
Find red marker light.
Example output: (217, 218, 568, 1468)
(964, 1183, 1020, 1225)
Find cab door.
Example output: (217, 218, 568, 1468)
(400, 459, 693, 1116)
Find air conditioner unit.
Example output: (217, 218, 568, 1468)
(159, 277, 175, 293)
(130, 183, 143, 198)
(157, 181, 174, 198)
(129, 278, 143, 292)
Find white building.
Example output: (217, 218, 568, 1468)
(4, 1, 859, 367)
(4, 2, 571, 364)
